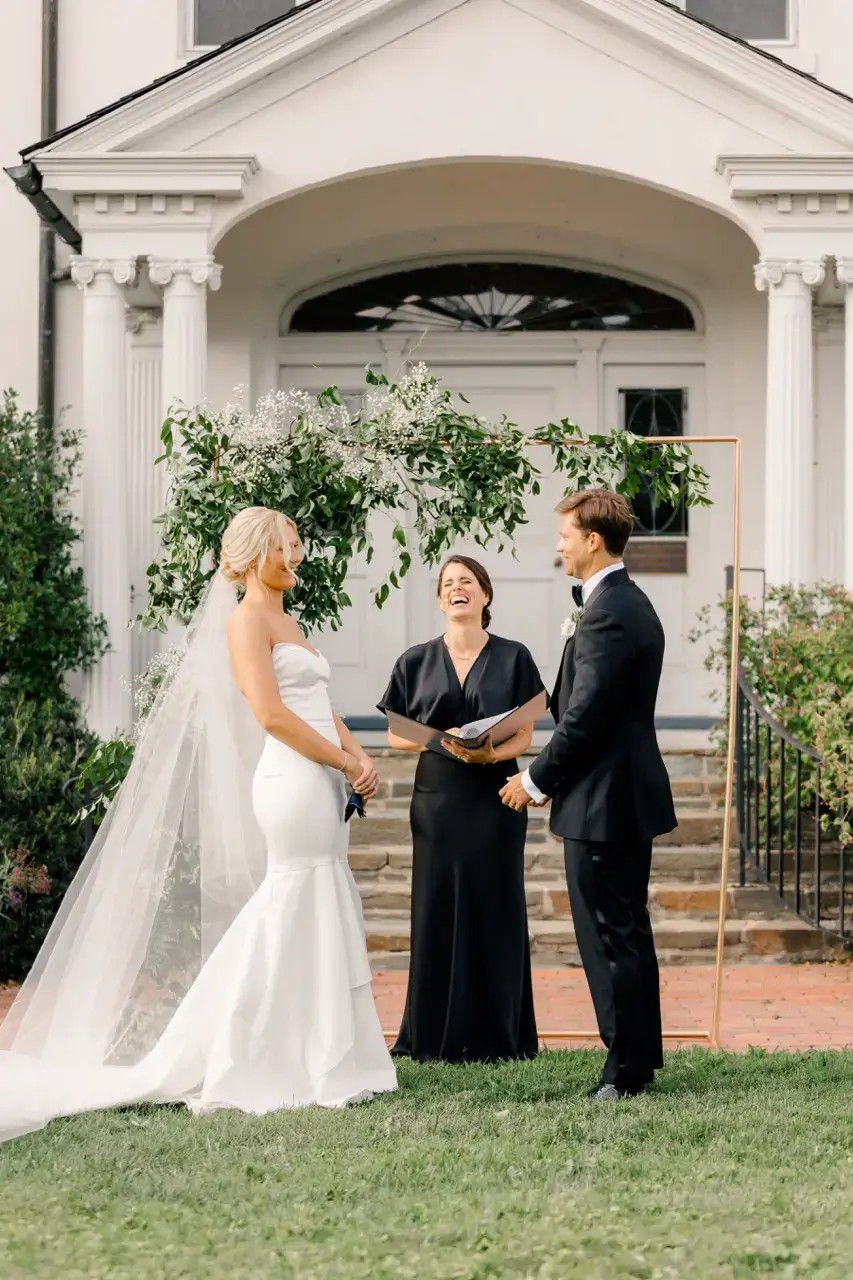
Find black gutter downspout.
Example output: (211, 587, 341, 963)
(38, 0, 59, 428)
(3, 4, 75, 423)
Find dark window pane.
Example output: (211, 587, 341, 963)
(289, 263, 695, 334)
(685, 0, 788, 41)
(620, 389, 689, 536)
(196, 0, 297, 46)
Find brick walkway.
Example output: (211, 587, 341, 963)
(3, 964, 851, 1052)
(373, 964, 853, 1052)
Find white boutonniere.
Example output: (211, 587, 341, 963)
(560, 609, 583, 640)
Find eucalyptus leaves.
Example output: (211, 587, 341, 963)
(141, 364, 711, 634)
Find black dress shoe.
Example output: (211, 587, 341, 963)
(589, 1083, 623, 1101)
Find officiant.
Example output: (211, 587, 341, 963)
(377, 555, 545, 1062)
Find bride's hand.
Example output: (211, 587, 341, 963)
(352, 754, 380, 800)
(341, 752, 364, 790)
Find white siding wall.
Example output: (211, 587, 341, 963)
(0, 1, 41, 407)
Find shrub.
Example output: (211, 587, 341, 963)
(0, 393, 105, 979)
(0, 693, 95, 977)
(693, 583, 853, 840)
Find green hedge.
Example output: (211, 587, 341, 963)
(0, 392, 105, 979)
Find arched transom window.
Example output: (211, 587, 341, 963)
(287, 263, 696, 334)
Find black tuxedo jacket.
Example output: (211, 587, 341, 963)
(528, 568, 676, 843)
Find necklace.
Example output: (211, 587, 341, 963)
(444, 636, 486, 663)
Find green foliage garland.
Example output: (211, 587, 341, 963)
(140, 365, 711, 632)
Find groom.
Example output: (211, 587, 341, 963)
(500, 488, 676, 1099)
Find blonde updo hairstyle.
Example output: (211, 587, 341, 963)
(219, 506, 298, 586)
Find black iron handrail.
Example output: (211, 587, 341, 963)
(736, 669, 820, 762)
(734, 666, 849, 944)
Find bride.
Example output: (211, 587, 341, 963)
(0, 506, 397, 1143)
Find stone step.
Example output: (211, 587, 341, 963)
(351, 845, 739, 884)
(365, 914, 833, 969)
(369, 786, 723, 816)
(349, 809, 725, 849)
(524, 881, 772, 922)
(358, 879, 777, 921)
(366, 747, 723, 788)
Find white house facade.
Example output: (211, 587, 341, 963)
(3, 0, 853, 738)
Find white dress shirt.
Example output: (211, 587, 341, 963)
(520, 561, 625, 802)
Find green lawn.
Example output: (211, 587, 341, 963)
(1, 1050, 852, 1280)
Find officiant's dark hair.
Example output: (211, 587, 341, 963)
(437, 556, 493, 628)
(557, 488, 633, 556)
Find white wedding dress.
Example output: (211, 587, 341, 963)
(0, 607, 396, 1143)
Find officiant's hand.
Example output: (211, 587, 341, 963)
(499, 772, 533, 812)
(441, 732, 497, 766)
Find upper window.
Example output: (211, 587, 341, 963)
(194, 0, 297, 47)
(288, 263, 695, 334)
(683, 0, 789, 41)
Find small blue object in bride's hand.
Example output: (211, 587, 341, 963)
(344, 791, 365, 823)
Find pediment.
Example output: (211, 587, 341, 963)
(24, 0, 853, 165)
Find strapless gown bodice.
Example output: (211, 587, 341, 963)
(270, 643, 337, 734)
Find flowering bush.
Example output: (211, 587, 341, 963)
(693, 583, 853, 839)
(0, 392, 101, 978)
(141, 364, 711, 632)
(0, 849, 52, 920)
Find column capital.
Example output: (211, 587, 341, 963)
(69, 256, 138, 289)
(835, 257, 853, 287)
(125, 307, 162, 337)
(148, 256, 222, 291)
(754, 257, 827, 292)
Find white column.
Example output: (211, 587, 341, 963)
(754, 258, 825, 585)
(70, 256, 137, 738)
(834, 258, 853, 590)
(126, 309, 164, 682)
(148, 256, 222, 415)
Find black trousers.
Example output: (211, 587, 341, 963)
(564, 838, 663, 1093)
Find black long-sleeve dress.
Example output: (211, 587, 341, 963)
(377, 634, 545, 1062)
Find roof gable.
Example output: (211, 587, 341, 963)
(22, 0, 853, 161)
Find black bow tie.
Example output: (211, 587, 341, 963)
(571, 583, 584, 610)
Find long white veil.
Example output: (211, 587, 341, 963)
(0, 573, 266, 1138)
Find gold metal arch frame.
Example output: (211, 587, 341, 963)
(379, 434, 742, 1052)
